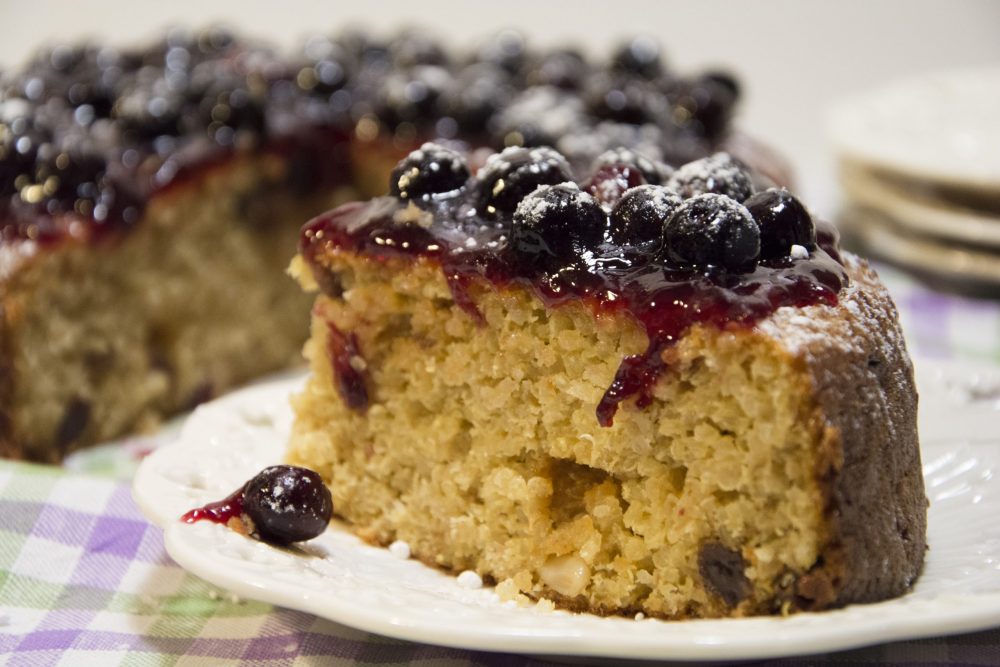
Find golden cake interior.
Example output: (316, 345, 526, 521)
(288, 252, 834, 619)
(1, 156, 335, 460)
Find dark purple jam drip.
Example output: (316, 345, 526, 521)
(181, 484, 246, 525)
(301, 191, 848, 427)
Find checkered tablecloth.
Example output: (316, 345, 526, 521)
(2, 265, 1000, 667)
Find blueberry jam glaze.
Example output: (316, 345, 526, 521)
(301, 149, 848, 427)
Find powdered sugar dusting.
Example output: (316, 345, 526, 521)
(756, 253, 892, 360)
(513, 181, 588, 229)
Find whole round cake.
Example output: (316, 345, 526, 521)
(0, 28, 770, 461)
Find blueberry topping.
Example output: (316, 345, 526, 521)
(475, 146, 572, 217)
(389, 142, 470, 209)
(667, 153, 754, 202)
(745, 188, 817, 259)
(662, 193, 760, 270)
(510, 183, 606, 267)
(609, 185, 683, 246)
(610, 36, 663, 80)
(591, 147, 672, 185)
(243, 465, 333, 546)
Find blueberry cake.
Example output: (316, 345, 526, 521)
(0, 29, 766, 461)
(288, 144, 926, 618)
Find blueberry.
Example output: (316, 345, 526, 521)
(510, 183, 606, 267)
(243, 465, 333, 546)
(586, 74, 667, 124)
(611, 36, 663, 79)
(591, 148, 672, 185)
(609, 185, 683, 246)
(667, 153, 754, 202)
(670, 73, 740, 139)
(528, 48, 588, 89)
(389, 142, 469, 208)
(113, 81, 183, 141)
(445, 63, 514, 132)
(584, 163, 646, 209)
(661, 193, 760, 271)
(378, 66, 451, 126)
(476, 30, 529, 76)
(388, 29, 449, 67)
(475, 146, 572, 217)
(745, 188, 816, 259)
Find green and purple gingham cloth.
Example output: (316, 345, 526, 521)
(2, 265, 1000, 667)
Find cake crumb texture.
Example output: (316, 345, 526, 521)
(0, 156, 336, 460)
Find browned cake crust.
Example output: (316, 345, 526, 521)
(757, 259, 925, 608)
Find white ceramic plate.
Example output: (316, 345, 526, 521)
(133, 357, 1000, 662)
(828, 66, 1000, 190)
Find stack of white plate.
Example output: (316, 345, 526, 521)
(829, 67, 1000, 296)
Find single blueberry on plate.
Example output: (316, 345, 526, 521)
(243, 465, 334, 546)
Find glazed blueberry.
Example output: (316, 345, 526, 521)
(586, 74, 667, 125)
(243, 465, 333, 546)
(592, 147, 672, 185)
(609, 185, 683, 246)
(528, 48, 588, 89)
(670, 73, 740, 139)
(446, 63, 514, 132)
(475, 146, 573, 217)
(584, 163, 646, 209)
(114, 82, 183, 141)
(745, 188, 817, 259)
(378, 65, 451, 126)
(662, 193, 760, 271)
(667, 153, 754, 202)
(476, 30, 529, 76)
(611, 36, 663, 79)
(510, 182, 606, 267)
(389, 29, 449, 67)
(389, 142, 469, 209)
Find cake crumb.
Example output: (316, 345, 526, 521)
(388, 540, 411, 559)
(495, 578, 531, 605)
(536, 598, 556, 613)
(634, 612, 645, 620)
(457, 570, 483, 589)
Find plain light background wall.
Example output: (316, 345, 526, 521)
(1, 0, 998, 217)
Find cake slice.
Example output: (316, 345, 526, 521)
(288, 144, 926, 619)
